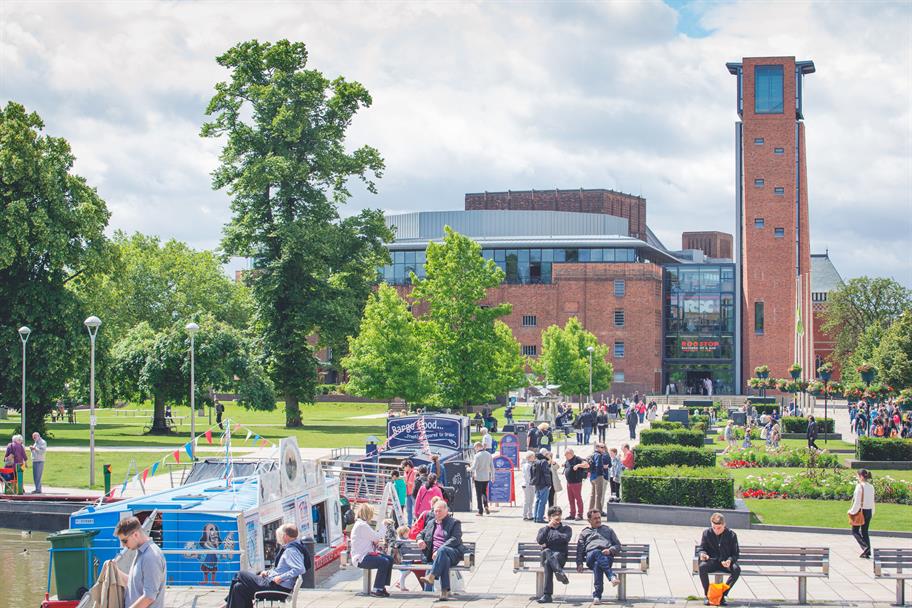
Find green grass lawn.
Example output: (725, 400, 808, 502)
(13, 450, 180, 492)
(746, 498, 912, 531)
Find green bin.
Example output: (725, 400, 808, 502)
(47, 528, 99, 600)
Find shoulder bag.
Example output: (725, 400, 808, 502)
(848, 484, 865, 526)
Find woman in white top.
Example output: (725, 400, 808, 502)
(848, 469, 876, 558)
(349, 503, 394, 596)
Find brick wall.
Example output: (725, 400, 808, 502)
(682, 231, 733, 259)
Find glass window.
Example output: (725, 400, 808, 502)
(541, 248, 554, 262)
(416, 250, 426, 264)
(541, 262, 552, 284)
(404, 250, 416, 264)
(614, 279, 625, 297)
(530, 249, 541, 262)
(774, 227, 785, 238)
(564, 248, 579, 263)
(578, 248, 590, 262)
(774, 147, 785, 155)
(393, 251, 405, 264)
(482, 249, 493, 260)
(754, 178, 764, 187)
(614, 341, 625, 358)
(505, 250, 519, 284)
(521, 345, 538, 357)
(553, 248, 565, 263)
(590, 248, 603, 262)
(755, 301, 765, 334)
(603, 249, 616, 262)
(755, 218, 765, 228)
(530, 262, 542, 284)
(700, 268, 720, 291)
(494, 249, 505, 262)
(614, 371, 625, 382)
(720, 267, 735, 292)
(755, 65, 784, 114)
(393, 264, 404, 284)
(614, 309, 625, 327)
(518, 249, 530, 263)
(774, 187, 785, 195)
(754, 137, 764, 145)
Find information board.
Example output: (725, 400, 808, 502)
(387, 415, 464, 450)
(499, 433, 519, 469)
(487, 455, 514, 504)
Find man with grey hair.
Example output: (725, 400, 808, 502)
(222, 523, 308, 608)
(29, 432, 46, 493)
(469, 441, 494, 516)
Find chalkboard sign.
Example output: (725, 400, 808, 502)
(499, 433, 519, 469)
(487, 455, 514, 504)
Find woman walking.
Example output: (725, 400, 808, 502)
(848, 469, 875, 559)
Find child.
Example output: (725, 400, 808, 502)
(391, 524, 412, 591)
(742, 422, 753, 449)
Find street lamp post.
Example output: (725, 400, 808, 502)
(819, 368, 832, 445)
(587, 345, 595, 405)
(18, 326, 31, 437)
(186, 322, 200, 461)
(84, 316, 101, 487)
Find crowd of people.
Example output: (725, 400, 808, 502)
(849, 399, 912, 438)
(2, 432, 46, 493)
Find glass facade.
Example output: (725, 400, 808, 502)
(663, 264, 736, 395)
(755, 65, 784, 114)
(380, 247, 639, 285)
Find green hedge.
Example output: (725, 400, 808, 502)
(635, 445, 716, 468)
(650, 420, 684, 430)
(856, 437, 912, 461)
(622, 466, 734, 509)
(781, 416, 835, 433)
(722, 448, 842, 469)
(639, 428, 705, 448)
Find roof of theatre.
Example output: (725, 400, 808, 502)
(811, 253, 844, 293)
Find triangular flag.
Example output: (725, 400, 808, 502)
(253, 435, 260, 444)
(141, 468, 150, 483)
(261, 438, 269, 447)
(150, 462, 159, 477)
(120, 480, 128, 495)
(245, 430, 252, 443)
(233, 423, 241, 432)
(205, 430, 213, 444)
(107, 488, 117, 498)
(173, 449, 181, 463)
(185, 443, 194, 459)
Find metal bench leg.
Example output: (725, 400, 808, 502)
(798, 576, 807, 605)
(617, 573, 627, 602)
(362, 569, 372, 595)
(898, 577, 906, 606)
(536, 572, 544, 598)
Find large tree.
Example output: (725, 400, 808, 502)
(0, 102, 111, 435)
(536, 316, 612, 404)
(202, 39, 392, 426)
(342, 284, 431, 403)
(410, 227, 514, 409)
(822, 277, 912, 368)
(872, 310, 912, 390)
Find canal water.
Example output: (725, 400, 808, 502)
(1, 528, 51, 608)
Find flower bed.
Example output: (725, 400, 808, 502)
(721, 448, 842, 469)
(623, 465, 734, 509)
(739, 470, 912, 504)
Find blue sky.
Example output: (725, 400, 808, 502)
(2, 1, 910, 286)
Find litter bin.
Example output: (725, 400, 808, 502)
(441, 460, 472, 513)
(47, 528, 99, 600)
(513, 423, 529, 451)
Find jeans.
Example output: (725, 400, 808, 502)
(406, 495, 415, 526)
(638, 412, 644, 423)
(588, 477, 606, 513)
(533, 486, 550, 522)
(628, 424, 637, 439)
(597, 426, 607, 442)
(225, 571, 289, 608)
(32, 461, 44, 493)
(698, 559, 741, 596)
(852, 509, 873, 554)
(429, 545, 462, 591)
(358, 553, 394, 590)
(583, 427, 593, 444)
(585, 549, 616, 599)
(541, 549, 567, 595)
(474, 480, 489, 514)
(609, 478, 620, 500)
(566, 482, 583, 518)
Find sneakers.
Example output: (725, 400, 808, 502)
(555, 570, 570, 585)
(369, 589, 390, 597)
(536, 595, 553, 604)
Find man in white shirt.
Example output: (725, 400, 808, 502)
(469, 442, 494, 516)
(480, 428, 493, 452)
(29, 432, 47, 494)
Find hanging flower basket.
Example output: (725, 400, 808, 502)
(754, 365, 770, 379)
(788, 363, 802, 380)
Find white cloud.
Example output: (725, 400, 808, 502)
(1, 0, 909, 286)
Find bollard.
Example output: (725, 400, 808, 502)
(16, 463, 24, 495)
(103, 464, 112, 496)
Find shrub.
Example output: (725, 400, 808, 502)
(623, 466, 734, 509)
(718, 427, 760, 440)
(650, 420, 684, 430)
(721, 448, 841, 469)
(856, 437, 912, 461)
(739, 469, 912, 504)
(781, 417, 835, 434)
(639, 428, 705, 448)
(751, 404, 780, 415)
(635, 445, 716, 468)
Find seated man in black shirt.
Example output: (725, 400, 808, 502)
(535, 506, 573, 604)
(697, 512, 741, 605)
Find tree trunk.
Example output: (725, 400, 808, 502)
(149, 394, 171, 434)
(24, 402, 49, 437)
(285, 393, 302, 428)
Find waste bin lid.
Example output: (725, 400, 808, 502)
(48, 528, 100, 542)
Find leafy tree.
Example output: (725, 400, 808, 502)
(0, 102, 111, 435)
(840, 321, 888, 386)
(411, 227, 513, 409)
(112, 317, 275, 433)
(342, 284, 431, 403)
(872, 310, 912, 390)
(537, 317, 612, 404)
(822, 277, 912, 369)
(202, 39, 391, 427)
(488, 320, 528, 399)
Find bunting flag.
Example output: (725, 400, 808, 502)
(173, 449, 181, 464)
(233, 423, 241, 433)
(205, 430, 213, 444)
(107, 487, 117, 499)
(120, 479, 128, 495)
(141, 467, 150, 483)
(184, 443, 193, 460)
(261, 438, 269, 447)
(150, 462, 159, 477)
(253, 434, 261, 444)
(245, 430, 252, 443)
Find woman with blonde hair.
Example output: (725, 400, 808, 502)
(350, 503, 394, 597)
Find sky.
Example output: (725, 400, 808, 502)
(2, 0, 911, 286)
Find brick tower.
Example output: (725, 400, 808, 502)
(728, 57, 815, 389)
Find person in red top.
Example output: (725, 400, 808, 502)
(402, 461, 417, 525)
(620, 444, 634, 470)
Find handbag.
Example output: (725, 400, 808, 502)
(848, 484, 866, 526)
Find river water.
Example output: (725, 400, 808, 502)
(0, 528, 51, 608)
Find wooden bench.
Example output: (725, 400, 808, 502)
(874, 548, 912, 606)
(514, 542, 649, 601)
(692, 545, 828, 605)
(346, 541, 476, 595)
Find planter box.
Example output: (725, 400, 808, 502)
(849, 460, 912, 470)
(603, 500, 751, 529)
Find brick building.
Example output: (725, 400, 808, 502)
(682, 232, 733, 260)
(811, 252, 845, 378)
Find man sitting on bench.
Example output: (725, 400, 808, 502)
(535, 505, 572, 604)
(417, 501, 466, 602)
(576, 509, 622, 604)
(697, 512, 741, 605)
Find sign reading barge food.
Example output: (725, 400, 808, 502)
(386, 414, 470, 451)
